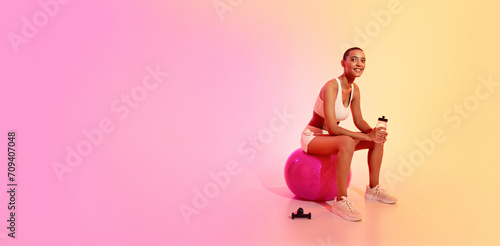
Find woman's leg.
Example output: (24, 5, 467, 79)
(306, 135, 355, 199)
(355, 140, 383, 188)
(356, 140, 397, 203)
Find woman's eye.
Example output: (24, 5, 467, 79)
(351, 58, 357, 62)
(361, 59, 366, 63)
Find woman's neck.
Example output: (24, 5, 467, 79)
(339, 74, 355, 87)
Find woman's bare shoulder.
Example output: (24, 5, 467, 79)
(320, 79, 339, 98)
(351, 82, 361, 99)
(352, 82, 360, 92)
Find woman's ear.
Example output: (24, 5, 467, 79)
(340, 59, 345, 68)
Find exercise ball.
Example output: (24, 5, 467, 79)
(284, 148, 351, 201)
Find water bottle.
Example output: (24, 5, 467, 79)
(374, 116, 388, 144)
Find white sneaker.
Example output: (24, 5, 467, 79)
(331, 196, 362, 221)
(365, 185, 397, 204)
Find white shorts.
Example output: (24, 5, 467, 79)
(300, 125, 329, 153)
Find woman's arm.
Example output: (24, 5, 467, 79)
(350, 83, 388, 143)
(323, 81, 374, 141)
(350, 83, 373, 134)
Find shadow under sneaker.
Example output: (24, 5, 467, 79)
(331, 196, 362, 222)
(365, 185, 397, 204)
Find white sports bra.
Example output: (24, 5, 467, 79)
(313, 77, 353, 121)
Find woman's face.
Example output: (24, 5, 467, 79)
(342, 49, 366, 77)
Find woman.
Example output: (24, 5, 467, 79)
(300, 47, 397, 222)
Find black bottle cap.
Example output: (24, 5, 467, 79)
(378, 116, 388, 122)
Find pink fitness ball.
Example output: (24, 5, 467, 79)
(284, 149, 351, 201)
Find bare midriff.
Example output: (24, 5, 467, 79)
(307, 111, 339, 132)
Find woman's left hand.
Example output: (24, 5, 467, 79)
(376, 127, 388, 144)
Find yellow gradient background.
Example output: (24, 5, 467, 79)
(257, 0, 500, 243)
(320, 0, 499, 242)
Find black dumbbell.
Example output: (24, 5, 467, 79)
(291, 207, 311, 219)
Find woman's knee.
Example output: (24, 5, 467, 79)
(337, 136, 355, 154)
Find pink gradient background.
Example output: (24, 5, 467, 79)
(1, 0, 500, 245)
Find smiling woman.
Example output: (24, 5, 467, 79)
(298, 47, 397, 222)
